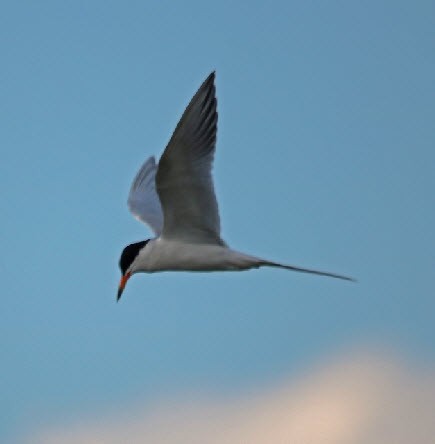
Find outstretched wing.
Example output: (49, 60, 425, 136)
(127, 156, 164, 236)
(156, 72, 224, 246)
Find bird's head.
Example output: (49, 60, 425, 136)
(117, 240, 149, 301)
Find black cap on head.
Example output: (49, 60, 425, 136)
(119, 240, 149, 275)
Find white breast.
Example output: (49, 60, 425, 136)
(132, 238, 260, 273)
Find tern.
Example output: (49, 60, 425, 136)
(117, 72, 353, 300)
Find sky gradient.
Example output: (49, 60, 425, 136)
(2, 1, 434, 442)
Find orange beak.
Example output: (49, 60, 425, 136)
(117, 272, 131, 302)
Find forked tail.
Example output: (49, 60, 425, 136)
(259, 260, 356, 282)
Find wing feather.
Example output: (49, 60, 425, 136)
(127, 156, 164, 236)
(156, 72, 225, 245)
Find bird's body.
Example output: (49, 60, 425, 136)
(117, 72, 353, 300)
(132, 239, 263, 273)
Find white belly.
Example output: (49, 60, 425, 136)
(133, 238, 260, 273)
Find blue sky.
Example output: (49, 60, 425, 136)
(2, 1, 434, 442)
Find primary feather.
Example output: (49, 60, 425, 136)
(156, 72, 224, 246)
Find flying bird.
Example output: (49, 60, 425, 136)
(117, 72, 353, 300)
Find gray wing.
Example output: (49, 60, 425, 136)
(127, 156, 164, 236)
(156, 72, 225, 246)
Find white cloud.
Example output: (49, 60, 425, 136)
(30, 348, 435, 444)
